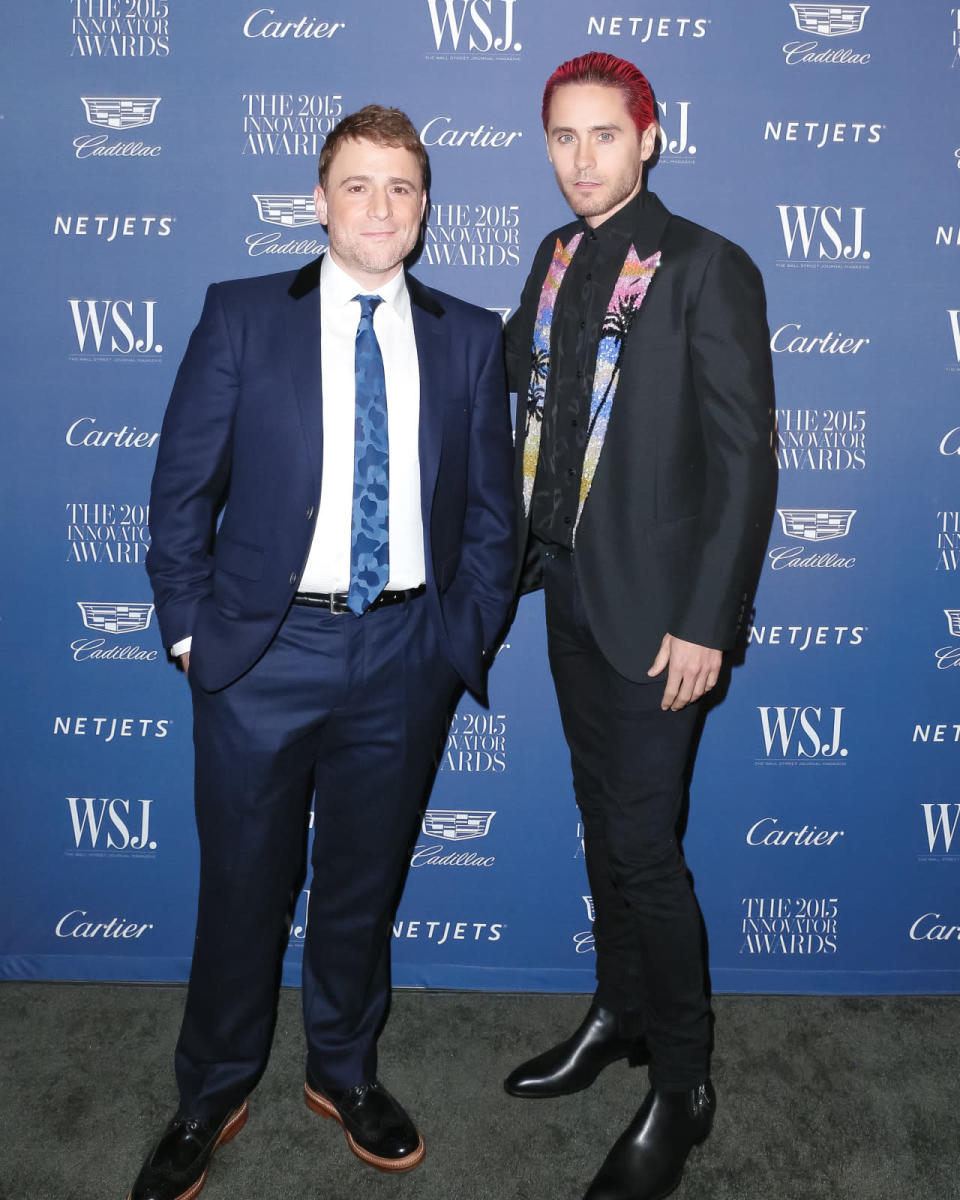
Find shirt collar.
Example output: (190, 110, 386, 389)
(320, 251, 410, 321)
(579, 188, 648, 245)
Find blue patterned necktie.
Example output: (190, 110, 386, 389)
(347, 294, 389, 615)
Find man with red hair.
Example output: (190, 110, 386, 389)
(505, 53, 776, 1200)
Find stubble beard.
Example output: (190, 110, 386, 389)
(330, 230, 416, 279)
(559, 172, 641, 222)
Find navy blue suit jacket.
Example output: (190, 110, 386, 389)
(147, 255, 516, 696)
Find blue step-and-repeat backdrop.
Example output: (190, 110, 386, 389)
(2, 2, 959, 994)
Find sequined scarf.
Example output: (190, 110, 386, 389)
(522, 234, 660, 541)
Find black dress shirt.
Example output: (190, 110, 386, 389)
(531, 190, 650, 548)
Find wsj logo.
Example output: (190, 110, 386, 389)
(74, 97, 162, 159)
(756, 707, 848, 762)
(426, 0, 521, 56)
(68, 300, 161, 358)
(656, 101, 695, 161)
(777, 508, 855, 542)
(946, 310, 960, 369)
(66, 796, 156, 855)
(777, 206, 869, 264)
(783, 4, 871, 65)
(573, 894, 595, 955)
(920, 803, 960, 857)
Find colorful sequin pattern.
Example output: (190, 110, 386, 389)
(522, 232, 583, 516)
(575, 246, 660, 539)
(523, 238, 661, 540)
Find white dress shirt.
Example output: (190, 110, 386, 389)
(300, 252, 424, 593)
(171, 254, 425, 656)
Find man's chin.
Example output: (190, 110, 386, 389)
(562, 187, 611, 219)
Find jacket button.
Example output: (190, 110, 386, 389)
(306, 506, 314, 520)
(289, 572, 298, 585)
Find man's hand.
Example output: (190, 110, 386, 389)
(647, 634, 721, 712)
(179, 651, 190, 676)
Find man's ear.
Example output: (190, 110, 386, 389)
(640, 121, 659, 163)
(313, 183, 328, 226)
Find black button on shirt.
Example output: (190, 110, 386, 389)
(530, 191, 648, 548)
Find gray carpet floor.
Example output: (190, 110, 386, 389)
(1, 984, 958, 1200)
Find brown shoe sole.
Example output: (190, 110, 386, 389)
(126, 1101, 249, 1200)
(303, 1082, 425, 1173)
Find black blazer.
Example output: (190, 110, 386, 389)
(506, 192, 777, 682)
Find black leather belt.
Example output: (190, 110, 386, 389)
(292, 584, 426, 614)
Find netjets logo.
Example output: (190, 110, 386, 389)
(756, 706, 848, 763)
(252, 194, 319, 227)
(921, 803, 960, 857)
(777, 508, 856, 541)
(81, 97, 161, 130)
(425, 0, 521, 58)
(77, 602, 154, 634)
(777, 205, 869, 266)
(789, 4, 869, 36)
(421, 809, 495, 841)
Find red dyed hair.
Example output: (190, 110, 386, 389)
(541, 52, 655, 134)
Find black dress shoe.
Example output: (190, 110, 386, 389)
(504, 1001, 649, 1098)
(584, 1082, 716, 1200)
(304, 1075, 425, 1172)
(127, 1102, 248, 1200)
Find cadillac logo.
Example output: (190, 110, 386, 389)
(252, 194, 320, 228)
(777, 508, 856, 541)
(80, 97, 161, 130)
(789, 4, 870, 37)
(77, 602, 155, 634)
(945, 610, 960, 638)
(421, 810, 496, 841)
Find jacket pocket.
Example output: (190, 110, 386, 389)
(214, 534, 264, 581)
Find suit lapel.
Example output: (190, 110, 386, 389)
(408, 274, 447, 524)
(631, 191, 672, 262)
(286, 256, 324, 493)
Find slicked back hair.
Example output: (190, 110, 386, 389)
(541, 52, 655, 135)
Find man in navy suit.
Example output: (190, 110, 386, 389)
(131, 105, 515, 1200)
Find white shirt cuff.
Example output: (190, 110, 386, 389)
(170, 636, 192, 658)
